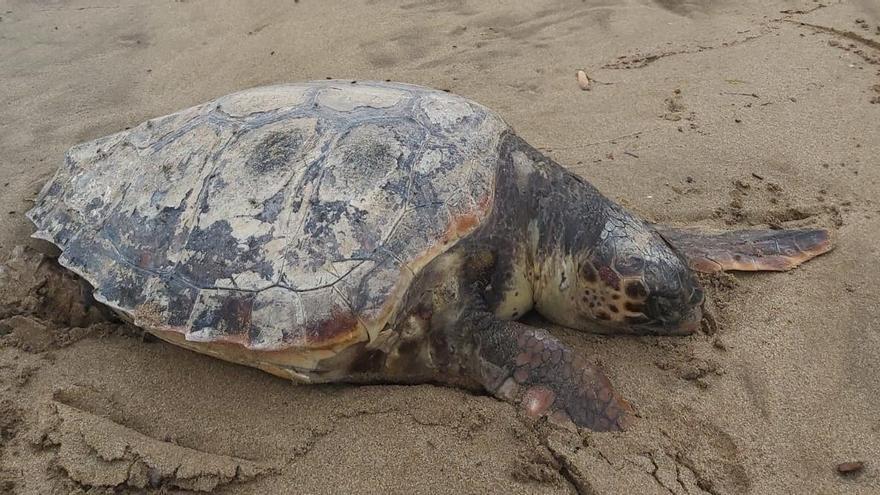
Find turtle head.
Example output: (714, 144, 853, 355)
(569, 217, 705, 335)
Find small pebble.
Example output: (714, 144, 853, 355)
(576, 70, 590, 91)
(837, 461, 864, 475)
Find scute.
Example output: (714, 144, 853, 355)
(27, 81, 509, 367)
(216, 85, 311, 117)
(315, 84, 407, 112)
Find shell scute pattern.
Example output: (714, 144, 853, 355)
(28, 81, 508, 353)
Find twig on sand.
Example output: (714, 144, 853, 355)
(779, 4, 826, 15)
(785, 20, 880, 51)
(722, 92, 759, 98)
(38, 5, 122, 12)
(537, 127, 660, 152)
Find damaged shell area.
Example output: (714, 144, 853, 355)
(27, 81, 508, 374)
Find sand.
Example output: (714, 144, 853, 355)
(1, 0, 878, 493)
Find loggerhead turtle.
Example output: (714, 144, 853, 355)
(27, 81, 832, 431)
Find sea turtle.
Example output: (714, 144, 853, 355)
(27, 81, 831, 431)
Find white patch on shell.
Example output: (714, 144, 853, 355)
(419, 93, 476, 128)
(60, 136, 140, 220)
(250, 288, 307, 349)
(316, 84, 406, 112)
(216, 85, 310, 117)
(186, 327, 216, 343)
(140, 278, 172, 308)
(227, 216, 273, 241)
(414, 148, 442, 174)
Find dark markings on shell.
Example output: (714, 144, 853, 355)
(28, 81, 507, 352)
(256, 189, 287, 223)
(247, 131, 304, 173)
(178, 220, 277, 288)
(191, 292, 256, 338)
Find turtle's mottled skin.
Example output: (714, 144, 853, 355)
(28, 81, 832, 431)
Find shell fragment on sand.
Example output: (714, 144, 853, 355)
(576, 70, 591, 91)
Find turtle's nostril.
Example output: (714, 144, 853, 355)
(689, 287, 704, 306)
(679, 311, 702, 333)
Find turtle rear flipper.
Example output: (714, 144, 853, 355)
(655, 226, 833, 273)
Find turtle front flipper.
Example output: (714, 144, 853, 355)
(655, 226, 833, 273)
(464, 312, 634, 431)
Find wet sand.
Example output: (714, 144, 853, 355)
(1, 1, 879, 493)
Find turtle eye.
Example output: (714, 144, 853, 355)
(614, 256, 645, 276)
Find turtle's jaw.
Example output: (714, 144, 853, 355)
(646, 305, 702, 335)
(620, 307, 702, 336)
(597, 303, 702, 336)
(634, 280, 705, 335)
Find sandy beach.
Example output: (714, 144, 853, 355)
(1, 1, 879, 493)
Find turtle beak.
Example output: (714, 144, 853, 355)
(666, 285, 704, 334)
(678, 284, 704, 333)
(638, 288, 703, 335)
(678, 307, 702, 334)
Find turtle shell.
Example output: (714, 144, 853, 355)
(27, 81, 508, 376)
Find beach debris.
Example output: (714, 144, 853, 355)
(576, 69, 591, 90)
(662, 89, 686, 121)
(721, 92, 759, 98)
(836, 461, 864, 475)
